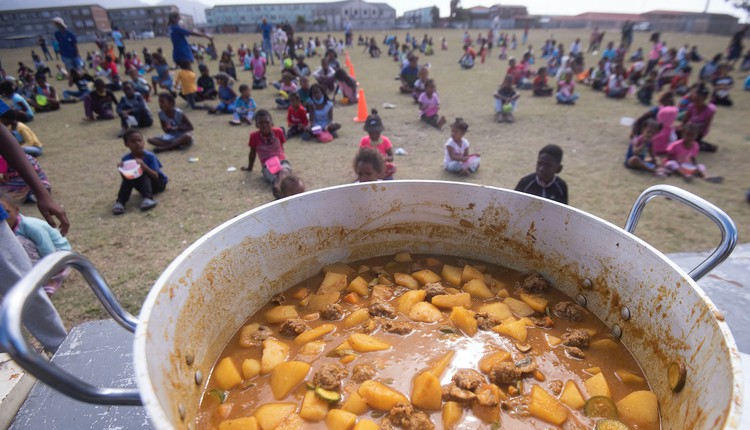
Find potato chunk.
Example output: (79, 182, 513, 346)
(325, 409, 357, 430)
(341, 391, 369, 415)
(441, 265, 462, 286)
(584, 372, 612, 398)
(559, 380, 585, 409)
(478, 350, 511, 374)
(348, 333, 391, 352)
(478, 302, 512, 322)
(261, 339, 290, 374)
(408, 302, 444, 323)
(394, 273, 420, 289)
(431, 292, 471, 309)
(266, 306, 299, 324)
(449, 306, 478, 336)
(357, 380, 409, 411)
(463, 278, 494, 299)
(214, 357, 243, 390)
(352, 419, 379, 430)
(319, 272, 349, 295)
(528, 385, 568, 425)
(343, 308, 371, 329)
(295, 323, 335, 345)
(270, 361, 311, 399)
(411, 371, 443, 410)
(242, 358, 261, 379)
(442, 401, 463, 429)
(300, 390, 329, 421)
(492, 318, 528, 342)
(461, 264, 484, 282)
(219, 417, 259, 430)
(397, 290, 427, 315)
(253, 403, 297, 430)
(347, 276, 369, 297)
(503, 297, 535, 317)
(616, 390, 659, 425)
(519, 293, 549, 313)
(428, 350, 455, 378)
(411, 269, 442, 285)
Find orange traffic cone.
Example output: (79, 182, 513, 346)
(345, 52, 352, 68)
(353, 88, 368, 122)
(348, 62, 357, 79)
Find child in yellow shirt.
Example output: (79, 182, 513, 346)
(0, 110, 43, 156)
(174, 62, 204, 110)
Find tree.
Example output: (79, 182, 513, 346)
(296, 15, 306, 25)
(450, 0, 461, 19)
(431, 6, 440, 26)
(725, 0, 750, 14)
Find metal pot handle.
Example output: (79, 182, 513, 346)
(0, 251, 142, 405)
(624, 184, 737, 282)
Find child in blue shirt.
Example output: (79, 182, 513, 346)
(113, 129, 168, 215)
(229, 84, 256, 125)
(0, 81, 34, 123)
(208, 72, 236, 114)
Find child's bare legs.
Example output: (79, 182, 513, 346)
(436, 116, 446, 129)
(273, 168, 290, 197)
(327, 122, 341, 134)
(148, 133, 193, 152)
(626, 156, 656, 173)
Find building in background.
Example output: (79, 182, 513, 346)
(107, 5, 179, 38)
(0, 4, 110, 48)
(401, 7, 437, 29)
(545, 10, 739, 36)
(205, 0, 396, 33)
(546, 12, 644, 30)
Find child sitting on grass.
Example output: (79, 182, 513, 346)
(515, 144, 568, 204)
(0, 151, 50, 204)
(556, 73, 579, 105)
(113, 129, 168, 215)
(0, 109, 43, 156)
(625, 119, 660, 174)
(411, 67, 429, 102)
(418, 79, 446, 129)
(0, 81, 34, 123)
(196, 64, 217, 101)
(0, 192, 71, 295)
(230, 84, 257, 126)
(250, 48, 268, 89)
(306, 83, 342, 138)
(117, 81, 153, 137)
(354, 147, 385, 182)
(174, 61, 203, 110)
(359, 109, 396, 179)
(82, 78, 116, 122)
(286, 92, 308, 138)
(532, 67, 553, 96)
(494, 75, 520, 123)
(274, 71, 298, 109)
(127, 68, 151, 101)
(444, 118, 480, 175)
(147, 92, 194, 152)
(150, 53, 173, 96)
(334, 68, 358, 105)
(208, 72, 236, 114)
(663, 123, 722, 183)
(241, 110, 291, 198)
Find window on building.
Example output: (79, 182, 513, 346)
(24, 24, 33, 31)
(85, 19, 94, 26)
(344, 10, 348, 15)
(72, 9, 80, 16)
(363, 9, 368, 16)
(75, 20, 84, 28)
(139, 10, 146, 16)
(82, 8, 90, 16)
(35, 24, 44, 30)
(41, 11, 50, 18)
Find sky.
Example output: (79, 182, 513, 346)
(191, 0, 747, 20)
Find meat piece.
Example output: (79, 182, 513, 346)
(489, 362, 522, 385)
(351, 364, 377, 383)
(278, 318, 310, 337)
(451, 369, 485, 392)
(380, 418, 396, 430)
(381, 319, 413, 335)
(475, 384, 501, 407)
(552, 301, 583, 322)
(566, 346, 586, 359)
(475, 312, 500, 330)
(369, 301, 396, 319)
(409, 261, 424, 273)
(530, 316, 555, 328)
(312, 363, 345, 390)
(423, 282, 447, 301)
(547, 380, 564, 396)
(501, 395, 530, 417)
(514, 356, 538, 374)
(561, 329, 590, 348)
(320, 303, 345, 321)
(518, 273, 549, 292)
(249, 325, 272, 345)
(270, 293, 286, 306)
(371, 285, 394, 302)
(370, 266, 388, 277)
(388, 403, 435, 430)
(360, 319, 379, 333)
(442, 383, 477, 402)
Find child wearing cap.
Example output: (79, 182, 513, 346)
(359, 109, 396, 179)
(443, 118, 480, 176)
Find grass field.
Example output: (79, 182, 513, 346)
(1, 28, 748, 327)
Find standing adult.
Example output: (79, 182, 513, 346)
(38, 36, 53, 61)
(344, 20, 353, 48)
(260, 18, 274, 65)
(0, 102, 69, 353)
(273, 26, 288, 62)
(168, 12, 213, 67)
(283, 22, 297, 61)
(50, 37, 60, 60)
(621, 21, 634, 49)
(111, 26, 126, 62)
(52, 17, 82, 72)
(727, 25, 748, 68)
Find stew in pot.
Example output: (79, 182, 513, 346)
(196, 253, 660, 430)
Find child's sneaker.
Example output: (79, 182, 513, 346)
(140, 198, 158, 211)
(229, 119, 241, 125)
(112, 202, 125, 215)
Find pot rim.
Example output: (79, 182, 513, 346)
(132, 180, 743, 429)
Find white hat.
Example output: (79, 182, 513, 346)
(52, 17, 67, 29)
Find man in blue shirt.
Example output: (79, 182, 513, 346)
(112, 26, 125, 62)
(260, 18, 274, 65)
(168, 12, 213, 67)
(52, 17, 82, 72)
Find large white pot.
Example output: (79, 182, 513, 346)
(1, 181, 742, 429)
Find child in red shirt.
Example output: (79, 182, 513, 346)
(286, 92, 308, 138)
(242, 109, 291, 197)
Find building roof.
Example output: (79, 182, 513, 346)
(210, 0, 394, 11)
(642, 10, 736, 18)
